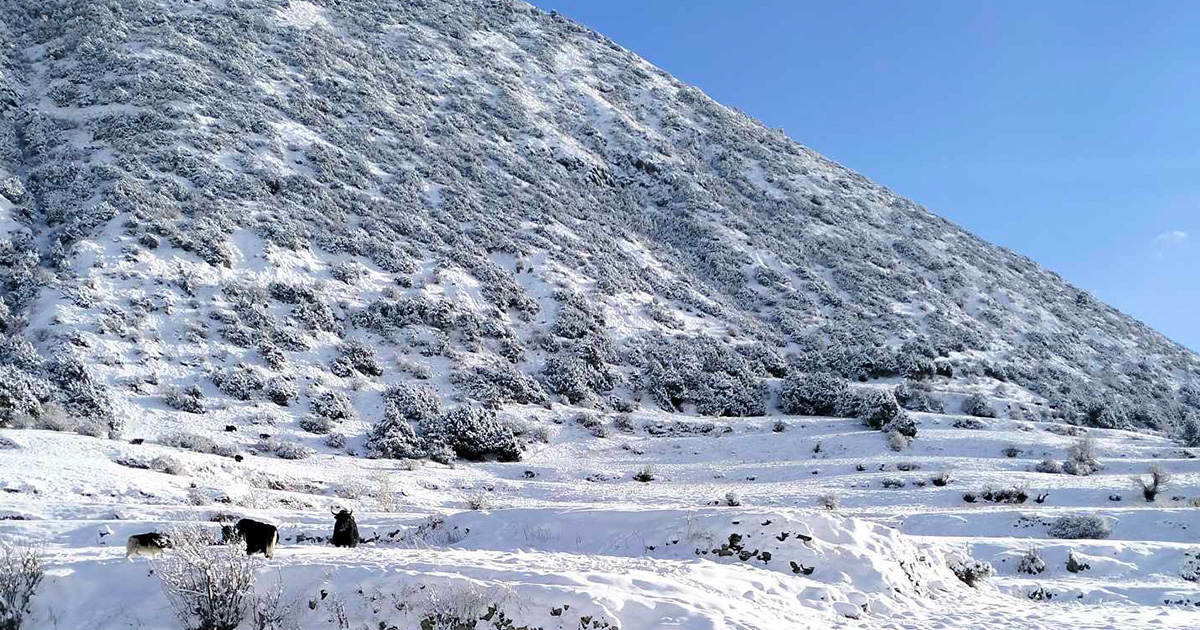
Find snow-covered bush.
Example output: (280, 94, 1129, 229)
(894, 381, 944, 413)
(858, 389, 901, 429)
(365, 383, 443, 459)
(331, 261, 368, 284)
(0, 541, 44, 630)
(314, 432, 340, 451)
(250, 576, 299, 630)
(211, 365, 265, 401)
(453, 363, 549, 406)
(162, 384, 205, 414)
(433, 406, 521, 462)
(265, 378, 297, 407)
(45, 355, 118, 436)
(0, 365, 49, 427)
(948, 554, 994, 587)
(1047, 514, 1112, 540)
(778, 372, 850, 417)
(886, 429, 911, 452)
(333, 340, 382, 377)
(884, 412, 918, 438)
(1034, 458, 1063, 474)
(817, 493, 839, 511)
(1017, 548, 1046, 575)
(1132, 464, 1171, 502)
(1181, 550, 1200, 582)
(159, 524, 257, 630)
(298, 415, 335, 435)
(962, 393, 996, 418)
(151, 454, 188, 476)
(633, 465, 656, 483)
(1063, 437, 1101, 476)
(271, 441, 313, 460)
(635, 335, 766, 416)
(159, 432, 238, 458)
(309, 389, 355, 420)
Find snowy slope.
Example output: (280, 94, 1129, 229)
(1, 1, 1200, 628)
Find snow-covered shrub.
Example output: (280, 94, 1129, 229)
(574, 412, 609, 438)
(551, 290, 605, 339)
(1035, 458, 1063, 474)
(45, 355, 118, 435)
(433, 406, 521, 462)
(884, 412, 918, 438)
(948, 554, 994, 588)
(1066, 550, 1091, 573)
(858, 389, 901, 429)
(952, 418, 986, 430)
(1132, 464, 1171, 501)
(1178, 417, 1200, 448)
(1063, 437, 1101, 476)
(0, 365, 49, 426)
(365, 383, 442, 460)
(931, 471, 953, 487)
(159, 432, 238, 458)
(159, 523, 257, 630)
(271, 441, 313, 460)
(250, 576, 299, 630)
(881, 477, 906, 489)
(635, 335, 766, 416)
(1047, 514, 1112, 540)
(465, 491, 493, 511)
(331, 261, 368, 284)
(778, 372, 850, 416)
(162, 384, 205, 414)
(1017, 548, 1047, 575)
(1181, 550, 1200, 582)
(211, 365, 265, 401)
(817, 493, 839, 511)
(453, 363, 549, 406)
(962, 393, 996, 418)
(265, 378, 297, 407)
(633, 465, 656, 483)
(309, 390, 355, 420)
(334, 340, 382, 377)
(298, 415, 335, 435)
(886, 429, 910, 452)
(151, 454, 188, 476)
(722, 491, 742, 507)
(0, 541, 44, 630)
(324, 432, 346, 449)
(894, 381, 944, 413)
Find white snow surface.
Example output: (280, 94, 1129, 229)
(4, 404, 1200, 629)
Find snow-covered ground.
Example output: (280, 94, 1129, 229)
(3, 401, 1199, 629)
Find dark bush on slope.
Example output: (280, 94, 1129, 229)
(778, 373, 851, 417)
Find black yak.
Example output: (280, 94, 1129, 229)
(225, 518, 279, 558)
(331, 507, 359, 548)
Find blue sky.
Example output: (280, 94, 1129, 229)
(531, 0, 1200, 351)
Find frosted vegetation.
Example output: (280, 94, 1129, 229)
(0, 0, 1199, 454)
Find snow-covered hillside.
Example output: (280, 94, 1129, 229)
(1, 0, 1199, 628)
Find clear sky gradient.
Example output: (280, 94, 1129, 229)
(531, 0, 1200, 351)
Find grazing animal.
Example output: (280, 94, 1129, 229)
(126, 532, 172, 559)
(228, 518, 279, 558)
(330, 507, 359, 548)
